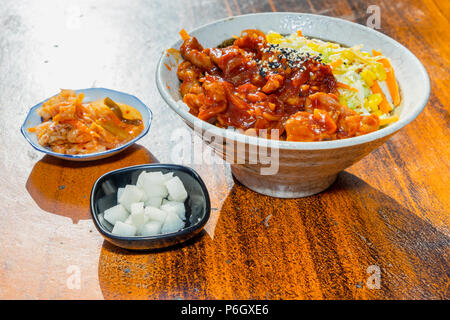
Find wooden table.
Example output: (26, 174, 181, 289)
(0, 0, 448, 300)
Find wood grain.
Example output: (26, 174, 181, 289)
(0, 0, 448, 299)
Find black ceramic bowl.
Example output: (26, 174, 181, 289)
(90, 164, 211, 250)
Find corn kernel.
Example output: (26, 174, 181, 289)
(342, 50, 354, 62)
(308, 42, 319, 51)
(266, 32, 283, 44)
(361, 68, 376, 87)
(380, 115, 399, 126)
(338, 95, 348, 106)
(368, 93, 382, 106)
(364, 93, 383, 113)
(373, 62, 387, 81)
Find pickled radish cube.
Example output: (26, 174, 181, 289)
(130, 212, 148, 229)
(136, 171, 147, 189)
(139, 221, 162, 236)
(132, 213, 148, 228)
(125, 215, 133, 225)
(147, 184, 168, 198)
(146, 171, 167, 184)
(161, 211, 184, 234)
(145, 196, 163, 208)
(163, 172, 174, 181)
(140, 172, 169, 197)
(131, 202, 144, 215)
(140, 170, 172, 184)
(139, 188, 148, 202)
(161, 201, 186, 221)
(112, 221, 136, 236)
(117, 187, 124, 203)
(165, 176, 187, 202)
(119, 185, 144, 211)
(145, 206, 167, 224)
(104, 204, 129, 225)
(134, 175, 148, 202)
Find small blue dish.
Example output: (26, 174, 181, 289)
(21, 88, 152, 161)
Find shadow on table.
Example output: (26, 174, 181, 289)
(97, 230, 210, 300)
(96, 171, 449, 300)
(25, 144, 158, 223)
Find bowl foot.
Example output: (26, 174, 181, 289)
(231, 165, 338, 198)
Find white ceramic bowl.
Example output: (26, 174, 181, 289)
(21, 88, 152, 161)
(156, 13, 430, 198)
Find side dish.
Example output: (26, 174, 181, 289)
(28, 89, 144, 154)
(100, 171, 188, 237)
(176, 29, 401, 141)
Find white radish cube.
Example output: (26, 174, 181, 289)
(136, 171, 147, 189)
(139, 188, 148, 202)
(131, 202, 144, 215)
(165, 176, 188, 202)
(145, 196, 163, 208)
(161, 211, 185, 234)
(132, 213, 148, 229)
(112, 221, 136, 236)
(119, 185, 144, 211)
(145, 206, 167, 224)
(139, 221, 162, 236)
(131, 203, 148, 228)
(146, 171, 167, 184)
(117, 187, 124, 203)
(140, 172, 169, 198)
(148, 184, 168, 198)
(161, 201, 186, 221)
(163, 172, 174, 181)
(104, 204, 129, 225)
(135, 172, 148, 201)
(124, 215, 133, 225)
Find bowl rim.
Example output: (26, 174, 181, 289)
(21, 87, 152, 159)
(156, 12, 430, 150)
(90, 163, 211, 242)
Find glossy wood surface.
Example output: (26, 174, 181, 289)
(0, 0, 448, 299)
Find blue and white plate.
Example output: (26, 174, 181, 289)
(21, 88, 152, 161)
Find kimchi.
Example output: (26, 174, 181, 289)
(29, 90, 144, 154)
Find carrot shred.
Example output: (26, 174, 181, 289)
(297, 30, 303, 37)
(379, 114, 399, 126)
(372, 50, 400, 106)
(337, 82, 358, 92)
(371, 80, 392, 114)
(179, 29, 191, 41)
(330, 58, 343, 69)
